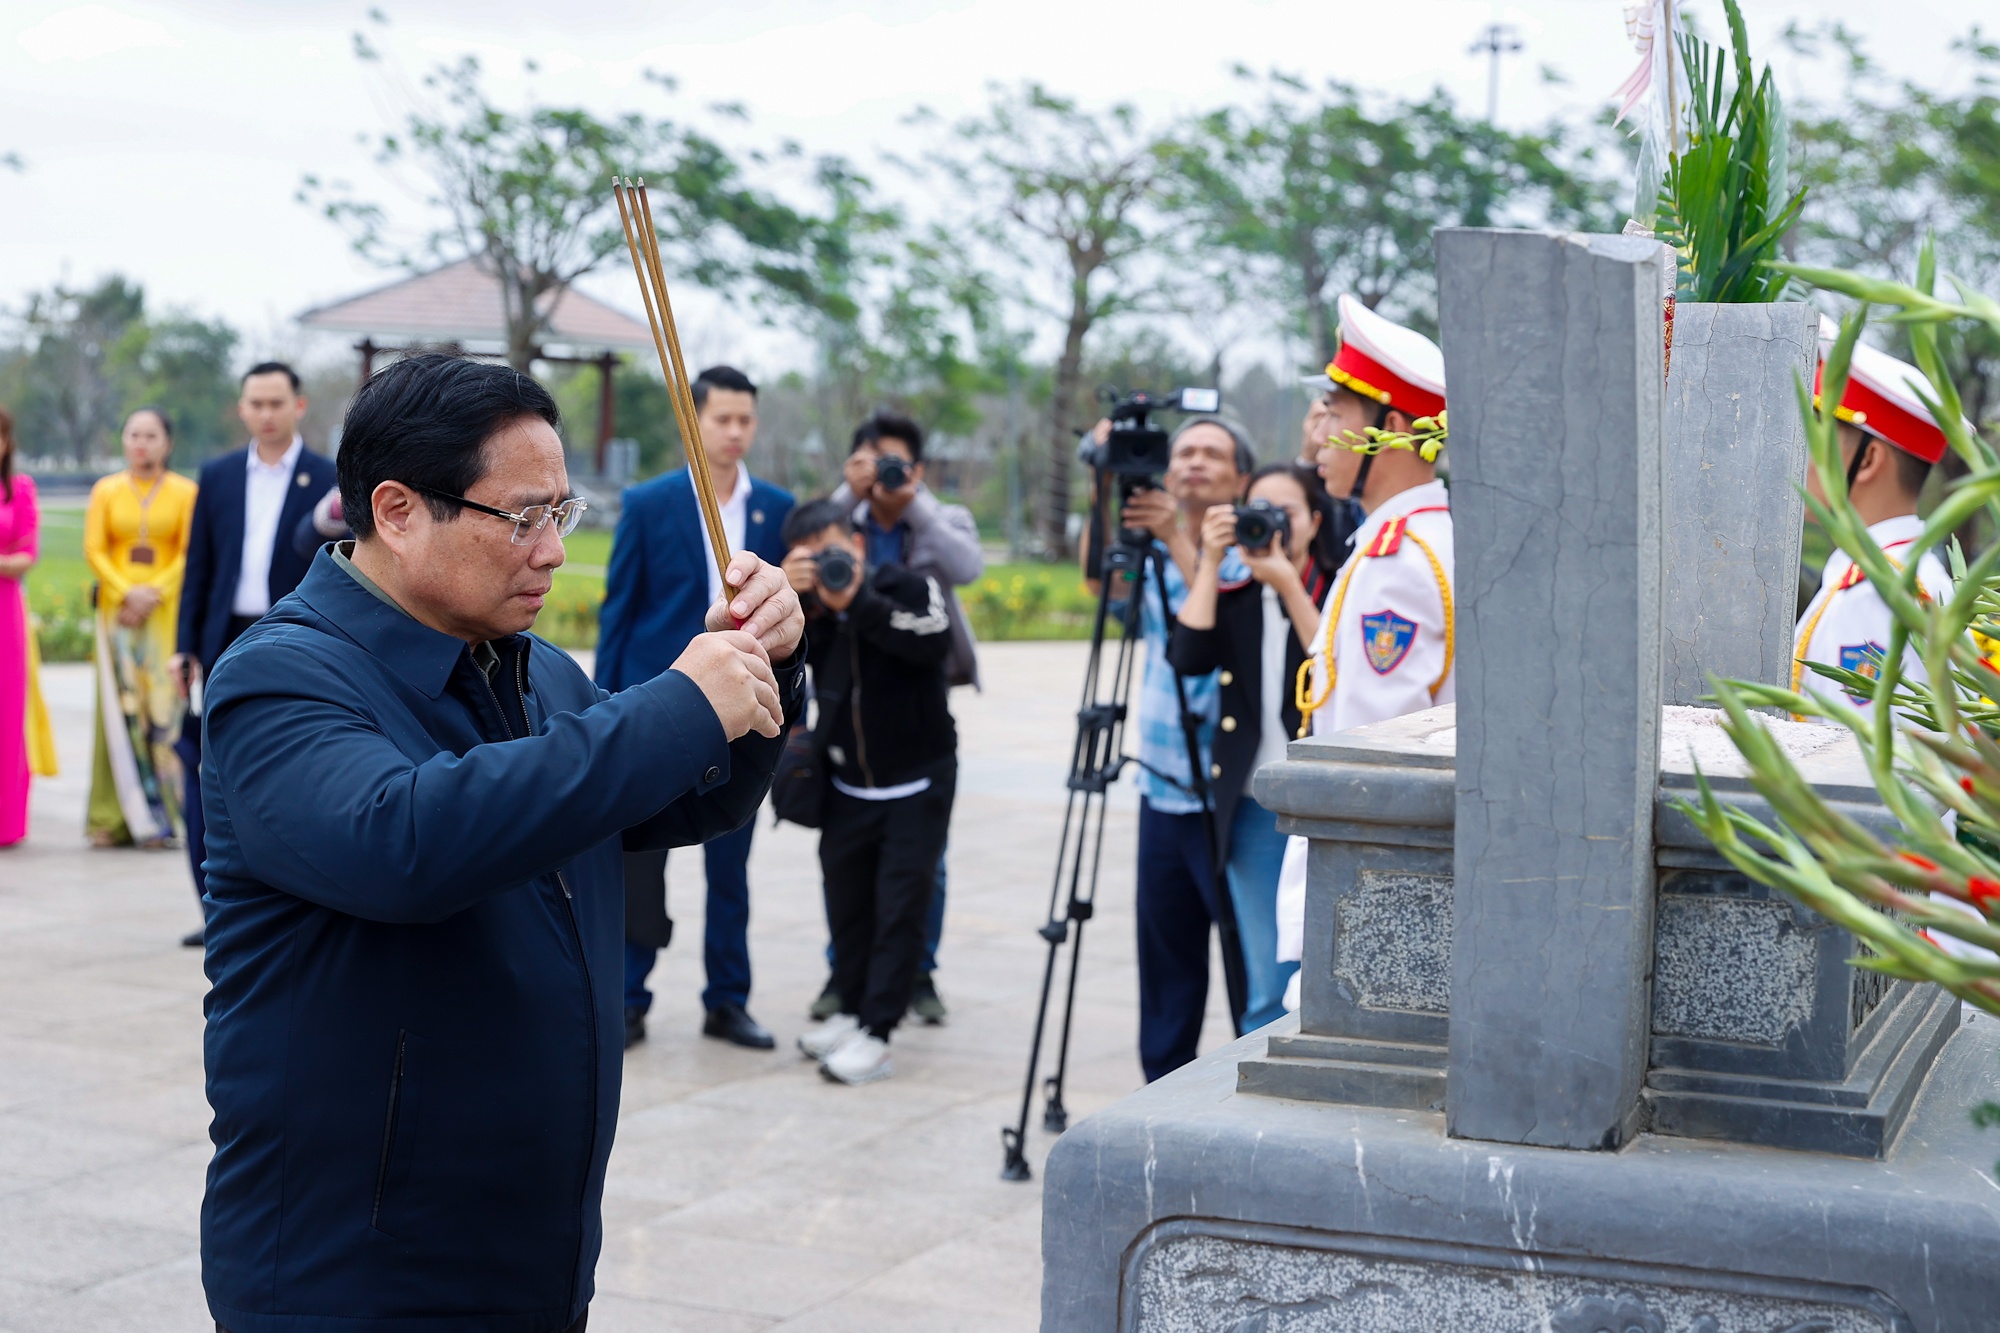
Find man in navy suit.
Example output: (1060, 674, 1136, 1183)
(597, 366, 795, 1049)
(171, 362, 339, 946)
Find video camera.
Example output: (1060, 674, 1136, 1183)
(1076, 387, 1221, 479)
(1079, 387, 1223, 566)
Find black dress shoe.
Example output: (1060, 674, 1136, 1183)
(702, 1003, 775, 1049)
(180, 930, 204, 948)
(624, 1007, 646, 1049)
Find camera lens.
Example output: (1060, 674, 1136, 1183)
(1233, 501, 1289, 551)
(815, 546, 857, 593)
(875, 456, 910, 492)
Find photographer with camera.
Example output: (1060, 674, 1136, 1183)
(1168, 462, 1331, 1032)
(1081, 411, 1256, 1081)
(781, 499, 957, 1086)
(813, 411, 981, 1024)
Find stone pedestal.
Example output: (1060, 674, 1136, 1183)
(1043, 1015, 2000, 1330)
(1239, 704, 1960, 1159)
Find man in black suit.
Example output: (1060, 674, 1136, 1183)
(171, 361, 338, 945)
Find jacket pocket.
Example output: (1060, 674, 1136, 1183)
(370, 1029, 427, 1237)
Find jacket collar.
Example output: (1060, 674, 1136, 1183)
(1348, 478, 1449, 553)
(291, 546, 475, 700)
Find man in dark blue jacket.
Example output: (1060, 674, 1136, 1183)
(594, 366, 794, 1050)
(198, 352, 803, 1333)
(171, 362, 338, 946)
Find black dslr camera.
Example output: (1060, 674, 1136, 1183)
(1233, 499, 1290, 552)
(873, 455, 911, 493)
(814, 545, 858, 593)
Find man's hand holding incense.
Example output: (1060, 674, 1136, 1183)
(706, 552, 804, 661)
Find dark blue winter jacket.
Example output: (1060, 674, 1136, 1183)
(197, 549, 801, 1333)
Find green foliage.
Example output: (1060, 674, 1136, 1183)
(1683, 246, 2000, 1016)
(962, 563, 1098, 641)
(1682, 247, 2000, 1168)
(926, 83, 1170, 554)
(0, 276, 239, 465)
(303, 34, 771, 371)
(22, 504, 92, 661)
(1165, 70, 1618, 362)
(1786, 25, 2000, 432)
(1654, 0, 1807, 303)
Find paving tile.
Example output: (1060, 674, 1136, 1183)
(584, 1289, 776, 1333)
(595, 1226, 871, 1319)
(0, 645, 1249, 1330)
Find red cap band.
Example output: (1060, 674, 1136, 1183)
(1328, 345, 1447, 421)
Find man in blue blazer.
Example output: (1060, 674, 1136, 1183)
(171, 362, 338, 945)
(596, 366, 795, 1049)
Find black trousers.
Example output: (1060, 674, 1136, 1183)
(181, 613, 260, 909)
(820, 760, 956, 1039)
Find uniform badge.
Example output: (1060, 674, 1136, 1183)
(295, 472, 312, 488)
(1838, 642, 1887, 701)
(1361, 609, 1417, 675)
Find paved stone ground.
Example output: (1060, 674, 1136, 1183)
(0, 641, 1234, 1331)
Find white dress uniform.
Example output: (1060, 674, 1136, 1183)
(1276, 298, 1452, 985)
(1792, 513, 1947, 714)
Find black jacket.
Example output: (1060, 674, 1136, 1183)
(178, 443, 340, 674)
(198, 551, 803, 1331)
(804, 562, 956, 789)
(1166, 573, 1322, 847)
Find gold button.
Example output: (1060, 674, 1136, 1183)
(1220, 716, 1237, 732)
(1218, 670, 1234, 686)
(1210, 763, 1223, 779)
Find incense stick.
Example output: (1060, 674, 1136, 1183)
(612, 176, 736, 599)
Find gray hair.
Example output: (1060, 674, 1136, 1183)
(1170, 413, 1257, 475)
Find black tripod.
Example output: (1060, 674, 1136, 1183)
(1000, 505, 1248, 1182)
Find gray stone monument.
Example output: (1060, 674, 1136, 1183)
(1038, 230, 2000, 1331)
(1661, 303, 1818, 705)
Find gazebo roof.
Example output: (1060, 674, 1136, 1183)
(297, 258, 654, 350)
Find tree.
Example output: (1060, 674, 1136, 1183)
(929, 84, 1168, 554)
(0, 276, 238, 465)
(1786, 25, 2000, 430)
(1163, 70, 1616, 364)
(303, 29, 760, 372)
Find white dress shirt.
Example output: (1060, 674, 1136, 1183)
(232, 435, 304, 617)
(701, 465, 752, 604)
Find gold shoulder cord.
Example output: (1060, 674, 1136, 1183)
(1293, 524, 1456, 738)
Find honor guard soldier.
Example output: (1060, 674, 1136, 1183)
(1793, 318, 1958, 715)
(1275, 296, 1452, 995)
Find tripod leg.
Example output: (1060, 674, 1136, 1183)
(1002, 550, 1134, 1181)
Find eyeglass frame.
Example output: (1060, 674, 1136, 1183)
(407, 483, 588, 545)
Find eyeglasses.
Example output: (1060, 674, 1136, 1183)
(411, 484, 588, 545)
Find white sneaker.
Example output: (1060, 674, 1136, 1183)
(820, 1033, 893, 1085)
(797, 1013, 860, 1060)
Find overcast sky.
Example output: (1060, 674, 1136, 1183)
(0, 0, 1983, 375)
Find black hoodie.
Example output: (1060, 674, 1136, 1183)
(803, 561, 957, 789)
